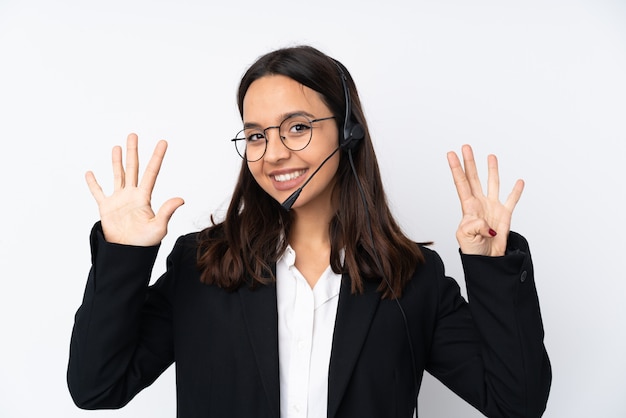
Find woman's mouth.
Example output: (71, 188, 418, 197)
(270, 169, 307, 191)
(272, 169, 306, 182)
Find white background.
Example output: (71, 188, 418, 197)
(1, 0, 625, 417)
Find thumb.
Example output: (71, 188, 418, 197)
(156, 197, 185, 223)
(458, 217, 497, 239)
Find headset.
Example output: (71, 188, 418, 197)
(332, 59, 420, 404)
(280, 61, 364, 210)
(280, 59, 420, 405)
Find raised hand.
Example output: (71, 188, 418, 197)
(85, 133, 185, 246)
(447, 144, 524, 257)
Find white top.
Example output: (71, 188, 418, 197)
(275, 244, 342, 418)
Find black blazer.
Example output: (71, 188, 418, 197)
(67, 223, 551, 417)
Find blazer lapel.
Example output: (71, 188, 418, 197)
(238, 277, 280, 418)
(327, 275, 381, 418)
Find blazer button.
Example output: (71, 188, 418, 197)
(520, 270, 528, 283)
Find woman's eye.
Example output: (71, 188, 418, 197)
(246, 132, 265, 142)
(289, 123, 311, 134)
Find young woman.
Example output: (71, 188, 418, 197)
(68, 45, 551, 417)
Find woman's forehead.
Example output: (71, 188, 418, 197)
(242, 75, 329, 123)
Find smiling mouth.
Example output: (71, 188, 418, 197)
(272, 170, 307, 182)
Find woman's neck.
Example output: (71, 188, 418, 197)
(289, 206, 333, 248)
(288, 204, 335, 288)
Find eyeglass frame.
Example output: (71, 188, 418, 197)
(231, 114, 336, 162)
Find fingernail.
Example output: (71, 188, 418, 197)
(488, 228, 497, 237)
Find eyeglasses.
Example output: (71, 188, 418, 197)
(231, 114, 335, 162)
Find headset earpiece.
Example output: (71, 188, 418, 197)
(342, 121, 365, 151)
(335, 61, 365, 151)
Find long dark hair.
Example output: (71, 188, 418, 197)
(197, 45, 425, 298)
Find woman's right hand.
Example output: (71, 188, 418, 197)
(85, 133, 185, 246)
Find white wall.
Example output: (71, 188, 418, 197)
(1, 0, 624, 416)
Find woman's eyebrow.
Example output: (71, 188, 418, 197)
(243, 111, 317, 129)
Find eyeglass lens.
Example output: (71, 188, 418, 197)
(233, 115, 314, 162)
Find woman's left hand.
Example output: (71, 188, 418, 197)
(447, 144, 525, 257)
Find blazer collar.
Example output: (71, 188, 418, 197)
(238, 273, 280, 418)
(238, 269, 381, 418)
(327, 274, 381, 417)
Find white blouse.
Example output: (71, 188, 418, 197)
(275, 244, 342, 418)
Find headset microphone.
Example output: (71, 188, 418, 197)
(281, 146, 340, 211)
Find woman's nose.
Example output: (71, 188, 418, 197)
(262, 129, 290, 162)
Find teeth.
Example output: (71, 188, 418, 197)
(274, 170, 306, 182)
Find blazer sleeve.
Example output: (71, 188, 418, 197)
(425, 231, 551, 418)
(67, 222, 178, 409)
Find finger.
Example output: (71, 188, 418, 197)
(85, 171, 105, 204)
(139, 140, 168, 194)
(504, 179, 525, 212)
(111, 145, 124, 190)
(125, 133, 139, 187)
(447, 150, 473, 203)
(486, 154, 500, 200)
(461, 144, 484, 196)
(156, 197, 185, 224)
(457, 217, 496, 240)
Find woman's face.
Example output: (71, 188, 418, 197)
(242, 75, 340, 213)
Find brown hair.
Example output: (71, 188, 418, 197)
(197, 45, 425, 298)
